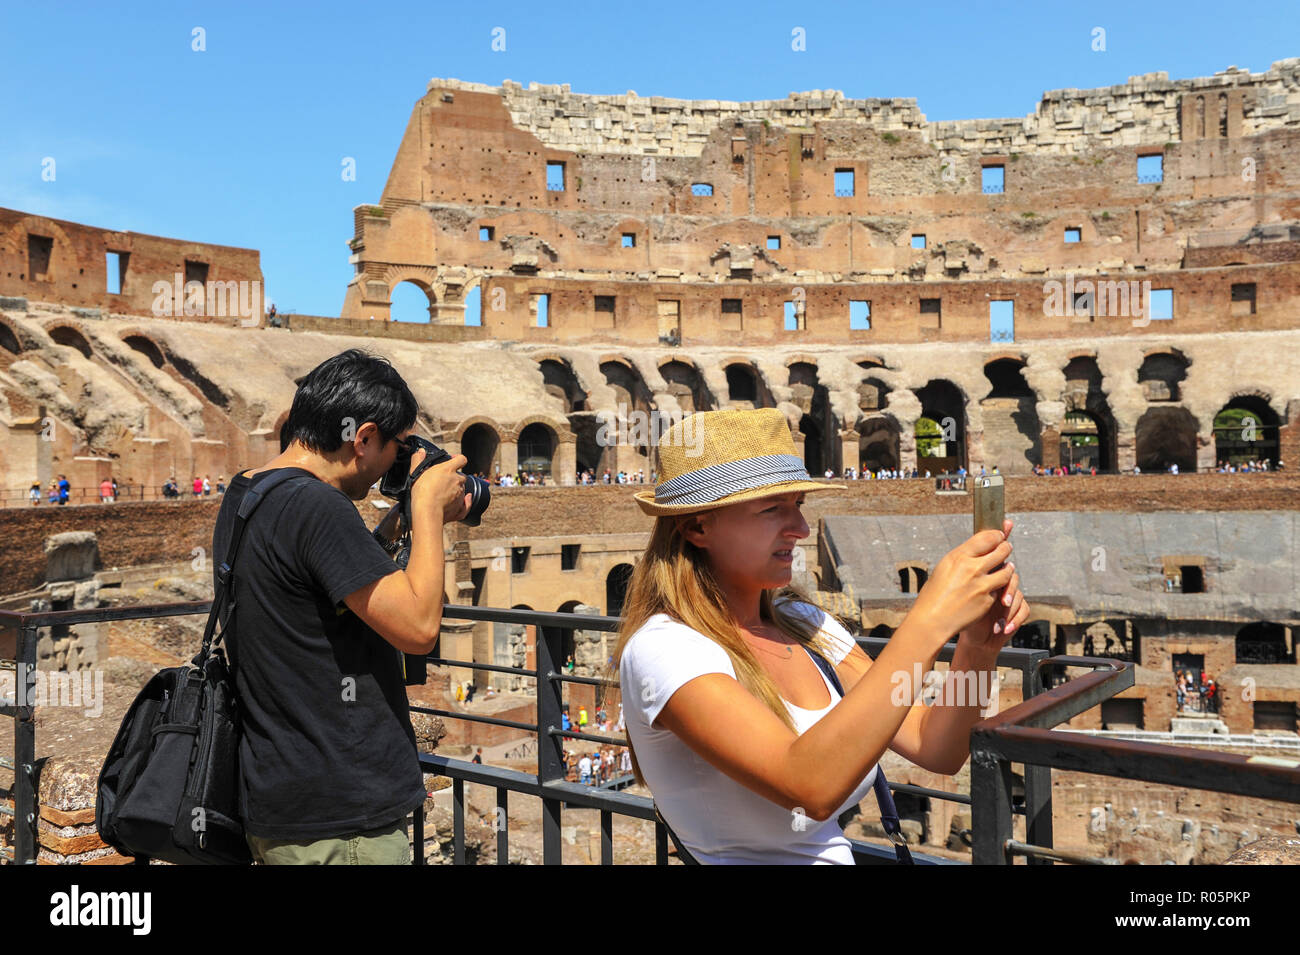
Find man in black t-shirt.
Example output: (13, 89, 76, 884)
(212, 349, 470, 865)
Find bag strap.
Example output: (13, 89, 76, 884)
(653, 640, 917, 866)
(193, 469, 307, 669)
(655, 805, 700, 865)
(805, 646, 915, 864)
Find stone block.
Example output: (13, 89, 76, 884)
(44, 532, 100, 582)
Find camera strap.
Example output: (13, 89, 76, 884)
(195, 469, 307, 670)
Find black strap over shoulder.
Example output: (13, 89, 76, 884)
(194, 469, 309, 669)
(805, 646, 914, 864)
(653, 641, 915, 865)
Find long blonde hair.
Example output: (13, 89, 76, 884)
(605, 512, 839, 783)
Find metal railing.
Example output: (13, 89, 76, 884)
(411, 606, 1065, 865)
(0, 486, 225, 507)
(10, 602, 1291, 866)
(970, 655, 1300, 864)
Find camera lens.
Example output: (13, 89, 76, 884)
(462, 475, 491, 527)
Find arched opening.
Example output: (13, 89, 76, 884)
(1213, 397, 1280, 468)
(1236, 622, 1293, 664)
(556, 599, 584, 662)
(858, 415, 901, 472)
(983, 359, 1034, 399)
(1135, 407, 1198, 472)
(389, 280, 435, 323)
(461, 423, 501, 478)
(800, 414, 825, 475)
(725, 363, 758, 405)
(659, 359, 713, 413)
(981, 359, 1039, 472)
(915, 380, 966, 474)
(790, 361, 835, 475)
(539, 359, 587, 413)
(601, 359, 654, 465)
(0, 322, 21, 356)
(517, 422, 558, 477)
(867, 625, 895, 641)
(1062, 357, 1116, 471)
(600, 359, 653, 415)
(123, 334, 165, 369)
(1137, 352, 1189, 402)
(606, 563, 634, 617)
(856, 376, 889, 414)
(1060, 411, 1102, 470)
(49, 325, 92, 359)
(898, 565, 928, 593)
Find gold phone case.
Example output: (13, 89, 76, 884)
(973, 475, 1005, 534)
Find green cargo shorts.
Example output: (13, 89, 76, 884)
(246, 818, 411, 865)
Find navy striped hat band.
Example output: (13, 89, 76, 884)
(653, 453, 811, 507)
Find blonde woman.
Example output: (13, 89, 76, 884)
(614, 408, 1028, 864)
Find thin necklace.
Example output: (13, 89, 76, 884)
(744, 628, 795, 658)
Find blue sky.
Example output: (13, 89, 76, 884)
(1, 0, 1295, 317)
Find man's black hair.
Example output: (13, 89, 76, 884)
(279, 349, 418, 454)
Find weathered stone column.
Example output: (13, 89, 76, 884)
(1040, 424, 1061, 469)
(554, 435, 577, 486)
(498, 436, 519, 477)
(839, 430, 860, 475)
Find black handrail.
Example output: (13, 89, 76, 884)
(1, 602, 1135, 865)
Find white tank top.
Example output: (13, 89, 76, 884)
(620, 603, 879, 864)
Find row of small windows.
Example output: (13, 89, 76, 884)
(538, 156, 1164, 200)
(488, 284, 1258, 333)
(23, 234, 209, 296)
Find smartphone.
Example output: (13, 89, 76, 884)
(972, 474, 1005, 535)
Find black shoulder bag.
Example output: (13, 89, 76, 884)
(96, 470, 302, 864)
(657, 646, 915, 865)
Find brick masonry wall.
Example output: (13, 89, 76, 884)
(3, 472, 1298, 593)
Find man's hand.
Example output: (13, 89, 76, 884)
(958, 518, 1028, 653)
(410, 450, 471, 523)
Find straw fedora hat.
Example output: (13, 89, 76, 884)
(633, 407, 843, 516)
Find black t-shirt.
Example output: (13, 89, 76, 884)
(211, 467, 425, 839)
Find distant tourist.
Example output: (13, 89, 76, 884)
(99, 477, 114, 503)
(29, 481, 40, 505)
(57, 475, 70, 505)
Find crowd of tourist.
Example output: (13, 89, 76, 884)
(1176, 669, 1219, 715)
(474, 458, 1286, 489)
(25, 473, 230, 504)
(557, 703, 632, 786)
(28, 474, 72, 505)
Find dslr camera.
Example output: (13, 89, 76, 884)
(376, 435, 491, 536)
(372, 436, 491, 687)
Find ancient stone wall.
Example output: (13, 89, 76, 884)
(0, 208, 263, 322)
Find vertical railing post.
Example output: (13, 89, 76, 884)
(14, 625, 38, 865)
(412, 805, 424, 866)
(971, 743, 1015, 866)
(537, 623, 566, 864)
(1019, 654, 1053, 864)
(453, 778, 465, 865)
(496, 788, 509, 865)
